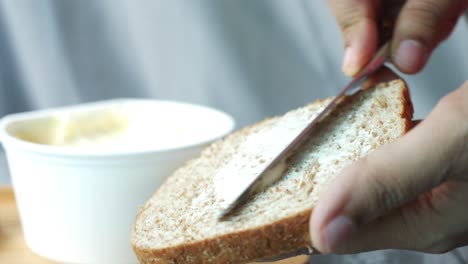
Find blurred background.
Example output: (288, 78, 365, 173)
(1, 1, 468, 263)
(0, 0, 467, 185)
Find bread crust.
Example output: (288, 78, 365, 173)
(134, 210, 311, 264)
(399, 79, 414, 131)
(132, 80, 414, 264)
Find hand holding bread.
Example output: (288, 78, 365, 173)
(319, 0, 468, 255)
(311, 80, 468, 254)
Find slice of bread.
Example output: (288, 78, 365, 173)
(131, 79, 413, 264)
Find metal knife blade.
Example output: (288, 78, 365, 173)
(218, 42, 391, 220)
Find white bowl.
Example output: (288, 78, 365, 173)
(0, 99, 235, 263)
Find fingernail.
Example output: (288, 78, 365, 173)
(322, 215, 357, 253)
(342, 47, 360, 76)
(395, 40, 428, 73)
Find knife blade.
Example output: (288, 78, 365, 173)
(218, 42, 391, 220)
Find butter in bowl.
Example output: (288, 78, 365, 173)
(0, 99, 235, 264)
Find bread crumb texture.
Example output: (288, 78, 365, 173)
(132, 80, 413, 263)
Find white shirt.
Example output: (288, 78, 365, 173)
(0, 1, 467, 263)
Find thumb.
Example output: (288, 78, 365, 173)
(391, 0, 468, 73)
(310, 85, 467, 253)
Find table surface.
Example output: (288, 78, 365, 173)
(0, 186, 309, 264)
(0, 186, 53, 263)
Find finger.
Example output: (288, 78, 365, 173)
(391, 0, 468, 73)
(328, 0, 379, 76)
(310, 81, 468, 253)
(335, 180, 468, 253)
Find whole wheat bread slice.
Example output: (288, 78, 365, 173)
(131, 79, 413, 264)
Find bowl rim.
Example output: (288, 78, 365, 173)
(0, 98, 235, 159)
